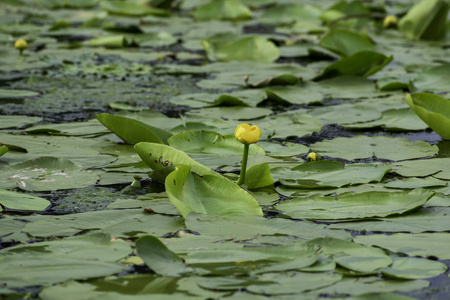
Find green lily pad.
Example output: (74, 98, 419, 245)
(191, 0, 252, 21)
(343, 108, 428, 131)
(39, 276, 216, 300)
(398, 0, 448, 40)
(385, 177, 447, 189)
(244, 163, 274, 189)
(4, 231, 131, 261)
(100, 1, 169, 17)
(186, 106, 272, 121)
(308, 276, 429, 297)
(3, 0, 450, 297)
(314, 51, 393, 81)
(320, 0, 370, 28)
(0, 132, 114, 169)
(277, 161, 391, 188)
(406, 92, 450, 139)
(305, 237, 392, 273)
(349, 293, 418, 300)
(167, 130, 265, 156)
(309, 103, 382, 126)
(377, 75, 412, 91)
(247, 271, 342, 295)
(136, 235, 191, 277)
(317, 76, 381, 99)
(96, 113, 172, 144)
(258, 141, 309, 157)
(0, 88, 39, 100)
(202, 36, 279, 63)
(193, 61, 312, 90)
(381, 257, 447, 279)
(259, 112, 323, 139)
(259, 4, 322, 25)
(169, 90, 265, 108)
(319, 29, 375, 57)
(89, 35, 129, 48)
(0, 145, 8, 157)
(246, 74, 299, 88)
(116, 110, 182, 131)
(391, 158, 450, 178)
(185, 213, 352, 241)
(0, 189, 50, 212)
(0, 232, 131, 288)
(329, 207, 450, 234)
(277, 189, 434, 220)
(134, 142, 217, 176)
(265, 83, 324, 105)
(311, 136, 438, 161)
(184, 242, 319, 268)
(0, 216, 28, 242)
(26, 119, 109, 136)
(165, 165, 263, 218)
(413, 64, 450, 92)
(0, 115, 42, 129)
(131, 31, 177, 47)
(0, 157, 99, 191)
(108, 193, 179, 215)
(354, 232, 450, 260)
(21, 208, 184, 239)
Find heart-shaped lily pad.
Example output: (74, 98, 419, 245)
(0, 189, 50, 212)
(277, 189, 434, 220)
(311, 136, 438, 161)
(0, 157, 99, 191)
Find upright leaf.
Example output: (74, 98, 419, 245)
(165, 165, 263, 218)
(0, 145, 8, 157)
(314, 51, 393, 80)
(136, 235, 190, 277)
(244, 163, 274, 189)
(398, 0, 448, 40)
(96, 113, 172, 144)
(405, 93, 450, 139)
(134, 142, 216, 175)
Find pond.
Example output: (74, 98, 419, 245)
(1, 0, 450, 299)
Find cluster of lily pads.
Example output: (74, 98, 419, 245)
(1, 0, 450, 299)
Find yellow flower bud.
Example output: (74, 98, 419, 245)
(307, 152, 320, 162)
(383, 15, 398, 28)
(14, 39, 28, 51)
(235, 123, 261, 145)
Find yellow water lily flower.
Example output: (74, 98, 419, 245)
(235, 123, 261, 145)
(307, 152, 321, 162)
(383, 15, 398, 28)
(14, 39, 28, 55)
(14, 39, 28, 50)
(235, 123, 262, 186)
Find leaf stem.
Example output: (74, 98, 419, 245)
(237, 143, 249, 186)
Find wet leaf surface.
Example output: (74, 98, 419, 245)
(1, 0, 450, 298)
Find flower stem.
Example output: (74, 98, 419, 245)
(237, 143, 249, 186)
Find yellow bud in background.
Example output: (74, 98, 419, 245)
(383, 15, 398, 28)
(14, 39, 28, 50)
(14, 39, 28, 55)
(307, 152, 321, 162)
(234, 123, 261, 145)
